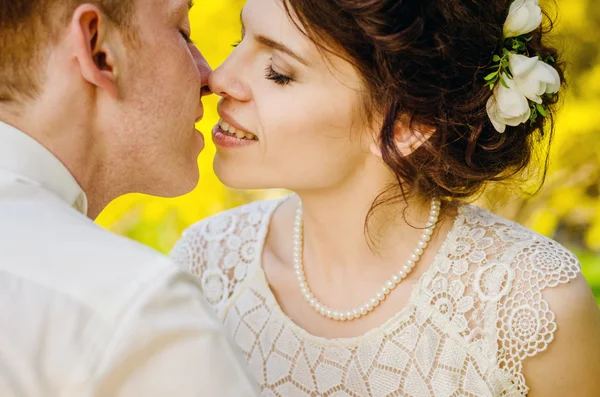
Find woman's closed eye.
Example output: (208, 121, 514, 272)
(265, 64, 293, 86)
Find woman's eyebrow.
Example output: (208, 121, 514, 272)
(240, 10, 310, 66)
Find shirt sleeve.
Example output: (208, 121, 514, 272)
(92, 265, 259, 397)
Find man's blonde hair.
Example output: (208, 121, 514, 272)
(0, 0, 135, 102)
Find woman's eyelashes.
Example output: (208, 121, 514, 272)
(265, 64, 293, 86)
(230, 36, 294, 86)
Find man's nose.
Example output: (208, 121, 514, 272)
(197, 54, 213, 97)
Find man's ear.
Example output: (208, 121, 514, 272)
(370, 116, 436, 158)
(69, 4, 121, 98)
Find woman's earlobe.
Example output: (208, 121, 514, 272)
(370, 142, 383, 158)
(371, 124, 435, 159)
(393, 122, 436, 157)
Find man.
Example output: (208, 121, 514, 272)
(0, 0, 257, 395)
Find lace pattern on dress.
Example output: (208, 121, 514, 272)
(171, 200, 279, 309)
(171, 198, 580, 396)
(414, 205, 581, 395)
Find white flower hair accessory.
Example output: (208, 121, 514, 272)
(485, 0, 561, 133)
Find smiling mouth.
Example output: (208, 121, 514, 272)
(217, 119, 258, 141)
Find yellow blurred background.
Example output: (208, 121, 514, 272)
(96, 0, 600, 301)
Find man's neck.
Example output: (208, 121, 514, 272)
(0, 105, 117, 219)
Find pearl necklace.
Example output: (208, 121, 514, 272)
(293, 197, 441, 322)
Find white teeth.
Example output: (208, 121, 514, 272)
(218, 119, 257, 141)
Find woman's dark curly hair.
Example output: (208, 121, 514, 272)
(283, 0, 565, 205)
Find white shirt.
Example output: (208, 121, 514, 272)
(0, 121, 259, 397)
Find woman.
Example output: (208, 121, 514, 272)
(171, 0, 600, 395)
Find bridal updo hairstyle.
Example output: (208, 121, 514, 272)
(283, 0, 565, 202)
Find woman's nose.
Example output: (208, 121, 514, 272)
(208, 53, 251, 102)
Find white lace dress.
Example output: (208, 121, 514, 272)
(170, 197, 581, 397)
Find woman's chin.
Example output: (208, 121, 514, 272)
(213, 165, 267, 190)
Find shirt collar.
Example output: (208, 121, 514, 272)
(0, 120, 88, 215)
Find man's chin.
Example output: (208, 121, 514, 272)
(149, 171, 200, 198)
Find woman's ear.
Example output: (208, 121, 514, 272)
(370, 116, 436, 159)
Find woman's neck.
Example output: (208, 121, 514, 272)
(263, 168, 457, 321)
(299, 192, 432, 272)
